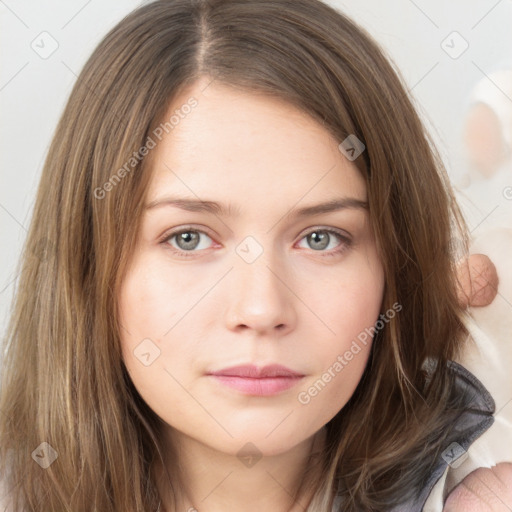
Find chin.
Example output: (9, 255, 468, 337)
(207, 426, 315, 459)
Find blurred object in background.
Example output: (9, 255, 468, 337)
(456, 63, 512, 235)
(464, 68, 512, 180)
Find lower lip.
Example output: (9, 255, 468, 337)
(210, 375, 304, 396)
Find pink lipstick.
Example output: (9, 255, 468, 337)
(207, 364, 304, 396)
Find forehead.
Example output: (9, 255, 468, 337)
(145, 80, 367, 211)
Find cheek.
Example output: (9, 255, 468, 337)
(117, 253, 198, 343)
(295, 251, 384, 419)
(318, 245, 385, 350)
(117, 260, 202, 420)
(117, 256, 187, 381)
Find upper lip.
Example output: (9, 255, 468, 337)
(208, 364, 304, 378)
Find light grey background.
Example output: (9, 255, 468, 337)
(1, 0, 511, 343)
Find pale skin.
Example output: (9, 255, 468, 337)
(117, 77, 507, 511)
(456, 254, 498, 308)
(118, 77, 385, 511)
(443, 463, 512, 511)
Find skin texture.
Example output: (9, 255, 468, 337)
(456, 254, 499, 307)
(118, 78, 385, 512)
(443, 463, 512, 511)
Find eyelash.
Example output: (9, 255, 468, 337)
(159, 225, 352, 259)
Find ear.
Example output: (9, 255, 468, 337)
(456, 254, 499, 308)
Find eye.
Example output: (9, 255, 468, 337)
(160, 226, 351, 259)
(160, 227, 215, 257)
(296, 228, 351, 257)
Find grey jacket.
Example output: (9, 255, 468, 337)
(331, 360, 495, 511)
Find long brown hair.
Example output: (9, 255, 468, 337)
(0, 0, 470, 510)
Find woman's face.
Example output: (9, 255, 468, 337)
(118, 78, 385, 457)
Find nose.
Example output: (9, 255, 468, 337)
(224, 249, 297, 336)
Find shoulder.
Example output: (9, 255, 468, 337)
(331, 359, 498, 512)
(393, 358, 495, 512)
(378, 359, 496, 512)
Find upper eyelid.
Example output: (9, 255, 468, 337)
(161, 224, 350, 238)
(160, 225, 351, 246)
(160, 225, 215, 242)
(300, 226, 350, 237)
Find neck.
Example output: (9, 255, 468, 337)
(154, 427, 327, 512)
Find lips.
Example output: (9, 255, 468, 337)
(208, 364, 304, 378)
(207, 364, 305, 396)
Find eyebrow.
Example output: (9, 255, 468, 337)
(144, 196, 368, 218)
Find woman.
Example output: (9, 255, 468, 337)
(0, 0, 509, 510)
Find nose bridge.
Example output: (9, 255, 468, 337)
(225, 234, 295, 332)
